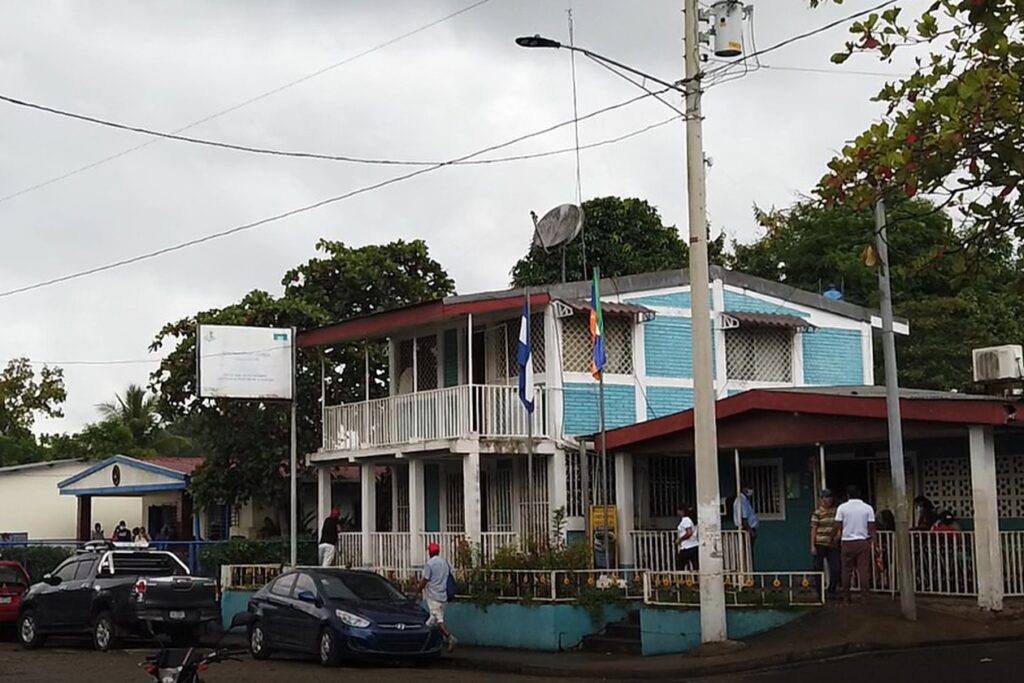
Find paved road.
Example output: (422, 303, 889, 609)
(1, 639, 1021, 682)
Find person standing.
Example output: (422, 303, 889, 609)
(318, 508, 340, 567)
(416, 542, 457, 652)
(733, 484, 760, 551)
(112, 520, 132, 543)
(675, 504, 699, 571)
(809, 489, 841, 598)
(91, 523, 105, 541)
(835, 484, 876, 603)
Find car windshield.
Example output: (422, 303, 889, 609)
(0, 566, 26, 586)
(317, 572, 406, 602)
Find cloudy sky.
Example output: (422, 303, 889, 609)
(0, 0, 924, 434)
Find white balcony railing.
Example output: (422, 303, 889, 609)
(630, 530, 753, 573)
(323, 384, 553, 452)
(1003, 530, 1024, 597)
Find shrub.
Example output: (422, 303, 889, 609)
(199, 538, 317, 580)
(0, 545, 75, 582)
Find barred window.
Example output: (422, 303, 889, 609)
(739, 459, 785, 520)
(562, 313, 633, 374)
(648, 456, 695, 518)
(725, 327, 793, 382)
(489, 315, 545, 381)
(445, 468, 465, 532)
(566, 450, 618, 516)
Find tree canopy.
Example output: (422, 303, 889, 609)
(149, 239, 454, 515)
(509, 196, 725, 287)
(0, 358, 65, 440)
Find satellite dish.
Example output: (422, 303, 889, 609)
(531, 204, 584, 252)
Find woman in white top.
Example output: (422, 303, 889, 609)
(675, 504, 699, 571)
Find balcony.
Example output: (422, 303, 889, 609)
(322, 384, 555, 453)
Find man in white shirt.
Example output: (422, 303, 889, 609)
(834, 484, 876, 603)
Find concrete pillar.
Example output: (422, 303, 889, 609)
(969, 425, 1004, 611)
(409, 457, 426, 567)
(549, 450, 568, 535)
(390, 466, 400, 532)
(463, 450, 482, 548)
(316, 466, 332, 531)
(614, 453, 635, 568)
(76, 495, 92, 542)
(360, 462, 376, 566)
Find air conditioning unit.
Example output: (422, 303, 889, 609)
(972, 345, 1023, 383)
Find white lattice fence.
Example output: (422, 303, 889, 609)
(561, 313, 632, 374)
(725, 327, 793, 382)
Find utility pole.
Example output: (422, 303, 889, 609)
(684, 0, 727, 642)
(874, 198, 917, 621)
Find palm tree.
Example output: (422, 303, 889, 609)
(97, 384, 159, 445)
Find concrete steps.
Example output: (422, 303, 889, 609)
(580, 611, 642, 656)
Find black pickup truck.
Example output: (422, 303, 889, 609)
(17, 543, 219, 651)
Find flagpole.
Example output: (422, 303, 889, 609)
(598, 371, 608, 568)
(525, 287, 534, 546)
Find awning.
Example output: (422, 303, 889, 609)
(721, 311, 816, 332)
(558, 299, 655, 320)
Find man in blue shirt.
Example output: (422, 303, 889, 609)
(733, 484, 760, 554)
(416, 542, 457, 652)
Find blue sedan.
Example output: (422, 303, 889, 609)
(245, 568, 443, 667)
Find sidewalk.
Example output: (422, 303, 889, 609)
(439, 598, 1024, 679)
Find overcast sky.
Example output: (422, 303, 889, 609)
(0, 0, 925, 435)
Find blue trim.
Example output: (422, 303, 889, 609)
(57, 454, 187, 489)
(59, 482, 187, 496)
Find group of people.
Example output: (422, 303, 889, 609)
(673, 483, 761, 573)
(91, 520, 172, 546)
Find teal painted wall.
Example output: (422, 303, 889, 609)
(803, 328, 864, 385)
(221, 590, 253, 629)
(446, 602, 636, 651)
(722, 291, 807, 317)
(645, 316, 692, 378)
(645, 387, 695, 420)
(639, 607, 804, 656)
(425, 464, 440, 533)
(443, 329, 459, 388)
(563, 383, 635, 435)
(626, 291, 713, 309)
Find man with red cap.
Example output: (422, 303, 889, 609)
(318, 508, 340, 567)
(417, 542, 457, 652)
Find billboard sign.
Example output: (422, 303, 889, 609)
(197, 325, 294, 400)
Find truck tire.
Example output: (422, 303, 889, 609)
(92, 611, 119, 652)
(18, 610, 47, 649)
(248, 620, 270, 660)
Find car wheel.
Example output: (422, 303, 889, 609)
(92, 611, 119, 652)
(18, 610, 46, 649)
(248, 621, 270, 660)
(318, 627, 342, 667)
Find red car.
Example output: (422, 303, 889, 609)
(0, 561, 30, 628)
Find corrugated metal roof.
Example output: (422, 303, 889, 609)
(724, 311, 816, 330)
(559, 299, 654, 316)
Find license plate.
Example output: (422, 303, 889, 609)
(0, 597, 11, 604)
(169, 610, 186, 620)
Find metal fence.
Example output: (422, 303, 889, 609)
(1003, 530, 1024, 597)
(630, 530, 753, 573)
(643, 571, 825, 607)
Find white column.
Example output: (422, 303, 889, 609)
(360, 462, 376, 567)
(408, 457, 426, 567)
(969, 425, 1004, 611)
(464, 450, 482, 547)
(317, 466, 332, 530)
(615, 453, 635, 567)
(550, 450, 568, 536)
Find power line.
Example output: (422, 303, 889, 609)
(0, 89, 668, 300)
(0, 90, 684, 168)
(759, 63, 913, 78)
(0, 0, 494, 205)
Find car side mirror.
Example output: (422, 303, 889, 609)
(43, 573, 61, 586)
(297, 590, 321, 606)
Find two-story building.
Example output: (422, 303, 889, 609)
(298, 267, 903, 570)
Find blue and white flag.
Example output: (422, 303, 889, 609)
(517, 298, 534, 414)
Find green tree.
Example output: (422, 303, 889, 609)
(814, 1, 1024, 244)
(510, 196, 725, 286)
(730, 199, 1024, 390)
(97, 384, 159, 444)
(0, 358, 66, 439)
(150, 240, 454, 519)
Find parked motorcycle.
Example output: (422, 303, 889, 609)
(140, 613, 250, 683)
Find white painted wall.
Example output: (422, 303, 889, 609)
(0, 462, 141, 540)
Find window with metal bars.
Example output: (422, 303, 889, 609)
(561, 313, 633, 374)
(485, 463, 514, 532)
(565, 450, 617, 517)
(488, 315, 546, 381)
(739, 459, 785, 520)
(444, 468, 465, 532)
(395, 335, 439, 392)
(648, 456, 696, 518)
(725, 326, 794, 382)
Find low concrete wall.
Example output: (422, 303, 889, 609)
(221, 590, 254, 629)
(446, 602, 637, 652)
(639, 607, 805, 656)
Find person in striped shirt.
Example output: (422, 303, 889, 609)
(810, 488, 841, 598)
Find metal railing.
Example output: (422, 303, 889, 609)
(630, 530, 753, 573)
(481, 531, 519, 562)
(1002, 530, 1024, 597)
(322, 384, 552, 451)
(372, 532, 411, 569)
(336, 532, 363, 567)
(869, 531, 976, 597)
(456, 568, 647, 602)
(221, 564, 283, 590)
(644, 571, 826, 607)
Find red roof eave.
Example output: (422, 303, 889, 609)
(604, 390, 1016, 450)
(297, 293, 551, 348)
